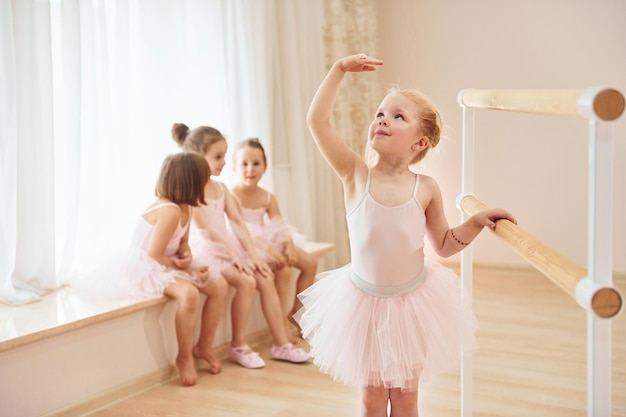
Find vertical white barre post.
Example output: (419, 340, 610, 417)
(586, 119, 614, 417)
(458, 95, 476, 417)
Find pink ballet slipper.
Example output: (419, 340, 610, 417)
(270, 343, 310, 363)
(229, 345, 266, 369)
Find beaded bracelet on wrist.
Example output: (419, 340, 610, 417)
(450, 228, 469, 246)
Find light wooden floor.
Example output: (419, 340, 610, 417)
(85, 266, 625, 417)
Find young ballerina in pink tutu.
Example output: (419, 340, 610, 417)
(298, 53, 517, 416)
(129, 152, 228, 386)
(230, 137, 318, 341)
(172, 124, 309, 367)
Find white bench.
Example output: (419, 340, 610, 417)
(0, 241, 335, 417)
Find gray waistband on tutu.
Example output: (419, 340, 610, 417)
(350, 269, 427, 297)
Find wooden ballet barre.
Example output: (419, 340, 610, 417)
(458, 88, 625, 121)
(459, 194, 623, 318)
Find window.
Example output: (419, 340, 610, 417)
(1, 0, 257, 304)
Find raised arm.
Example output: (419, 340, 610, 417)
(306, 54, 384, 185)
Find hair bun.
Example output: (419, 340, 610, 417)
(171, 123, 190, 147)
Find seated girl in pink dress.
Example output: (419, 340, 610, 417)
(230, 137, 318, 341)
(127, 152, 228, 386)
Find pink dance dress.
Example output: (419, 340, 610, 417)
(296, 171, 477, 391)
(235, 190, 306, 263)
(189, 182, 250, 268)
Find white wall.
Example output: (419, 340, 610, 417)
(376, 0, 626, 273)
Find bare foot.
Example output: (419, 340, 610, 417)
(193, 345, 222, 374)
(176, 356, 198, 387)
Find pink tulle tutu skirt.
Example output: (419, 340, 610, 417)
(295, 258, 477, 391)
(204, 222, 256, 267)
(124, 250, 201, 300)
(247, 217, 307, 251)
(189, 229, 239, 279)
(74, 248, 216, 304)
(245, 217, 308, 262)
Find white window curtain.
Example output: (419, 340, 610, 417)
(1, 0, 328, 306)
(1, 0, 56, 305)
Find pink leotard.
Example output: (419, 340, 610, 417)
(347, 170, 426, 294)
